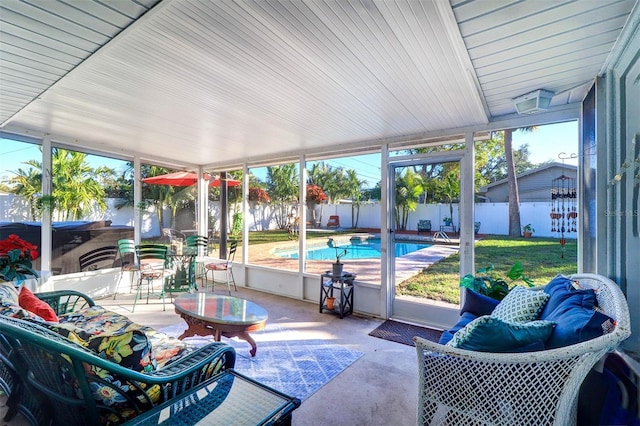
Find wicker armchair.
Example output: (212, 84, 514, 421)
(0, 291, 236, 425)
(0, 290, 95, 424)
(414, 273, 631, 426)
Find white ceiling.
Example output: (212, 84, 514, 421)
(1, 0, 637, 168)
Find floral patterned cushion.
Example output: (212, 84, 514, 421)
(57, 306, 189, 370)
(52, 347, 162, 425)
(0, 282, 20, 305)
(1, 301, 205, 425)
(0, 301, 46, 322)
(43, 322, 155, 372)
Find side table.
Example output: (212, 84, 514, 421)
(319, 272, 356, 319)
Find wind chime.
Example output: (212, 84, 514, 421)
(550, 174, 577, 258)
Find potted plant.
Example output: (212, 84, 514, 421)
(522, 224, 535, 238)
(459, 262, 534, 301)
(0, 234, 39, 283)
(325, 296, 336, 310)
(443, 217, 452, 226)
(35, 194, 57, 214)
(327, 238, 347, 276)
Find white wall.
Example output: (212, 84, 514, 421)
(1, 194, 576, 239)
(323, 202, 576, 239)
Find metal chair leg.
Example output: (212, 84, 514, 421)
(229, 268, 237, 292)
(131, 277, 143, 313)
(225, 270, 232, 295)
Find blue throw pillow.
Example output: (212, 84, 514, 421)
(543, 306, 615, 349)
(540, 274, 614, 348)
(438, 311, 477, 345)
(541, 275, 596, 318)
(446, 315, 555, 352)
(460, 289, 499, 317)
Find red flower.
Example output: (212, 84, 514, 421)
(306, 184, 327, 204)
(248, 187, 271, 204)
(0, 234, 39, 282)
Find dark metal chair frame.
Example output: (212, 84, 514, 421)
(186, 235, 209, 285)
(113, 239, 140, 300)
(133, 244, 174, 312)
(417, 219, 432, 234)
(78, 246, 118, 272)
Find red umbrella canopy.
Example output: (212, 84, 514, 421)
(209, 175, 241, 187)
(142, 171, 241, 187)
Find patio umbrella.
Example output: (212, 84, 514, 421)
(142, 172, 240, 187)
(208, 176, 241, 187)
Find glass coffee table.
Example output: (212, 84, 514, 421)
(174, 293, 268, 357)
(125, 370, 300, 425)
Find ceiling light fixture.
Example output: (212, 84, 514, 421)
(512, 89, 555, 114)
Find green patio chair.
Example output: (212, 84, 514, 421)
(133, 244, 175, 312)
(186, 235, 209, 285)
(113, 239, 140, 300)
(0, 314, 235, 426)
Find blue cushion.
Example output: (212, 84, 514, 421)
(540, 274, 614, 348)
(438, 311, 477, 345)
(460, 289, 499, 317)
(541, 275, 596, 317)
(542, 305, 615, 349)
(446, 315, 555, 352)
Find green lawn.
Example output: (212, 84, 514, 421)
(397, 235, 578, 305)
(153, 231, 577, 307)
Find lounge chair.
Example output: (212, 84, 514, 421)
(327, 215, 340, 228)
(417, 220, 432, 234)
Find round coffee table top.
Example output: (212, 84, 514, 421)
(174, 293, 268, 326)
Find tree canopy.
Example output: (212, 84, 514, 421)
(6, 148, 110, 221)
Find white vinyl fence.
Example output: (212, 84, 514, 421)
(317, 201, 573, 239)
(0, 193, 574, 239)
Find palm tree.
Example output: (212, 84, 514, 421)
(438, 171, 460, 229)
(307, 162, 332, 224)
(395, 169, 424, 230)
(140, 165, 174, 234)
(51, 149, 108, 220)
(345, 169, 365, 228)
(504, 127, 537, 237)
(266, 164, 299, 229)
(8, 149, 109, 221)
(504, 129, 521, 236)
(7, 164, 42, 220)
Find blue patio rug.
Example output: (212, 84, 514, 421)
(159, 322, 363, 402)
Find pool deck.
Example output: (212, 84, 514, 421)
(234, 233, 460, 284)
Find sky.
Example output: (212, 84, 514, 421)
(306, 121, 579, 186)
(1, 121, 578, 187)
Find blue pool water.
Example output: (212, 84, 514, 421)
(278, 238, 431, 260)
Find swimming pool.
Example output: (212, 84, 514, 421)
(277, 238, 432, 260)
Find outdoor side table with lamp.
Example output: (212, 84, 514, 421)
(319, 271, 356, 318)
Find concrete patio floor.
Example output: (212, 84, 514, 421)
(2, 286, 427, 426)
